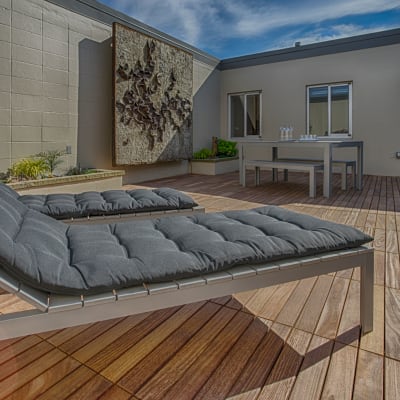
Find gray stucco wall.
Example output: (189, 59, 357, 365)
(0, 0, 220, 183)
(220, 44, 400, 176)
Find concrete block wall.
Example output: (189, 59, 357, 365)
(0, 0, 221, 182)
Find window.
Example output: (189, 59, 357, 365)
(307, 83, 352, 136)
(229, 92, 261, 138)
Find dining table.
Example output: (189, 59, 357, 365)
(238, 138, 364, 198)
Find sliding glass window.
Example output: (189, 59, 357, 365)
(229, 92, 261, 138)
(307, 83, 352, 137)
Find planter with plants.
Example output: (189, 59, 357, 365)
(190, 138, 239, 175)
(2, 150, 124, 194)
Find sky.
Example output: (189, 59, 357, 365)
(98, 0, 400, 59)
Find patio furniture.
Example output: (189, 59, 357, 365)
(0, 183, 204, 223)
(0, 194, 374, 339)
(238, 139, 364, 197)
(275, 159, 356, 190)
(243, 159, 324, 197)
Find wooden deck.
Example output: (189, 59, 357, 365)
(1, 171, 400, 399)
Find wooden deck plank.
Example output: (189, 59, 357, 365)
(295, 275, 334, 333)
(86, 307, 180, 372)
(385, 287, 400, 360)
(226, 322, 291, 400)
(257, 328, 312, 400)
(96, 385, 131, 400)
(192, 316, 267, 400)
(320, 341, 358, 400)
(288, 335, 333, 400)
(101, 302, 205, 382)
(385, 357, 400, 400)
(118, 302, 223, 393)
(353, 349, 383, 400)
(136, 309, 247, 400)
(6, 357, 80, 400)
(315, 277, 350, 339)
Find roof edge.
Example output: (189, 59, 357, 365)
(219, 28, 400, 70)
(45, 0, 220, 66)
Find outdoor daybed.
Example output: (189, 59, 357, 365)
(0, 183, 204, 223)
(0, 193, 374, 340)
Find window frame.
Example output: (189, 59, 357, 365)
(228, 91, 262, 139)
(306, 82, 352, 137)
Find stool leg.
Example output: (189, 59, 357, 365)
(341, 165, 347, 190)
(255, 167, 260, 186)
(284, 169, 288, 181)
(352, 164, 356, 189)
(309, 168, 316, 198)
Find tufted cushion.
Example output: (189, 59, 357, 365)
(0, 183, 198, 219)
(0, 199, 372, 296)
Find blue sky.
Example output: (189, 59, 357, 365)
(99, 0, 400, 59)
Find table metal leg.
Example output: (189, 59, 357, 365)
(356, 142, 363, 190)
(323, 144, 332, 198)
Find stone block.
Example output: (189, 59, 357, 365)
(43, 67, 68, 85)
(0, 141, 10, 158)
(12, 77, 42, 96)
(0, 24, 11, 42)
(43, 82, 68, 99)
(12, 110, 41, 126)
(43, 112, 69, 127)
(11, 93, 42, 111)
(0, 41, 11, 59)
(43, 21, 68, 42)
(68, 86, 78, 101)
(0, 158, 11, 173)
(12, 44, 42, 65)
(0, 58, 11, 75)
(69, 17, 92, 37)
(0, 8, 11, 25)
(11, 141, 42, 158)
(43, 97, 68, 113)
(68, 71, 78, 87)
(43, 52, 68, 70)
(12, 27, 42, 50)
(0, 108, 10, 125)
(12, 0, 42, 20)
(12, 126, 41, 141)
(68, 57, 79, 73)
(43, 37, 68, 57)
(12, 60, 42, 81)
(12, 11, 42, 34)
(42, 126, 72, 141)
(0, 91, 10, 108)
(0, 125, 11, 141)
(0, 75, 10, 91)
(68, 30, 85, 47)
(0, 0, 11, 9)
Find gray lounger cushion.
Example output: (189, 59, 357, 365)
(0, 183, 198, 219)
(0, 194, 372, 296)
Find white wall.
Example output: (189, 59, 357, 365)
(220, 44, 400, 176)
(0, 0, 220, 183)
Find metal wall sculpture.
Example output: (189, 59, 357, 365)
(112, 23, 193, 165)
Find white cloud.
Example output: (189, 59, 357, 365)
(104, 0, 400, 51)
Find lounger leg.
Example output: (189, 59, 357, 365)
(309, 168, 316, 198)
(360, 251, 374, 335)
(341, 165, 347, 190)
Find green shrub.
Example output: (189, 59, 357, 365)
(193, 148, 214, 160)
(66, 166, 98, 176)
(217, 139, 237, 157)
(9, 158, 50, 181)
(36, 149, 65, 175)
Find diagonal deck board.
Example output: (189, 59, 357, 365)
(0, 172, 400, 399)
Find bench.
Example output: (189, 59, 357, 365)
(276, 158, 357, 190)
(244, 160, 324, 197)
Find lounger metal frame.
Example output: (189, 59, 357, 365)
(62, 206, 206, 224)
(0, 246, 374, 340)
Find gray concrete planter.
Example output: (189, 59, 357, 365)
(190, 157, 239, 175)
(9, 169, 125, 194)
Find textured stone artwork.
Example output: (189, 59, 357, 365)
(112, 23, 193, 165)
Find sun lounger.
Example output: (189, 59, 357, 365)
(0, 183, 204, 222)
(0, 194, 374, 339)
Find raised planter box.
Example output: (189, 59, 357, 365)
(9, 169, 125, 195)
(190, 157, 239, 175)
